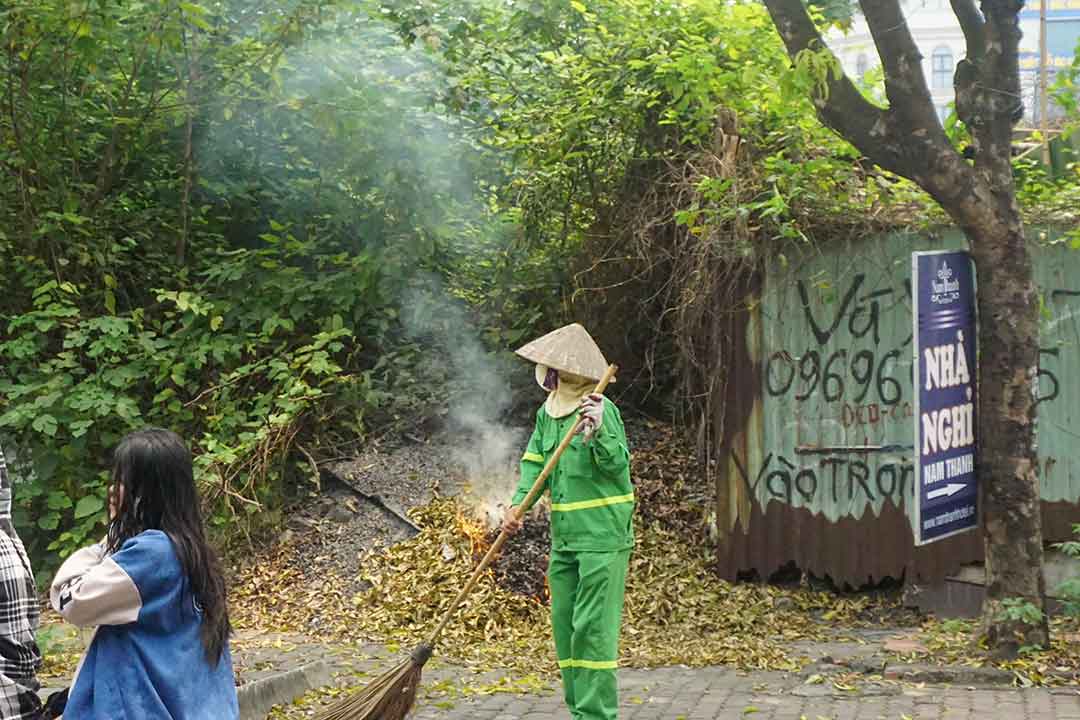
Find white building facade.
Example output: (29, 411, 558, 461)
(827, 0, 1080, 124)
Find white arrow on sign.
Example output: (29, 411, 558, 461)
(927, 483, 967, 500)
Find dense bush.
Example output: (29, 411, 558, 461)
(0, 0, 553, 576)
(4, 0, 1077, 578)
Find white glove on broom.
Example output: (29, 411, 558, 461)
(578, 393, 604, 443)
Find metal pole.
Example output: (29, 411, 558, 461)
(1040, 0, 1051, 166)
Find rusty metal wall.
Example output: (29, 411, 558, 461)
(715, 230, 1080, 586)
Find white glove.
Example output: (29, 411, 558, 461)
(578, 394, 604, 443)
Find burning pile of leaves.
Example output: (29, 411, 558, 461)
(341, 500, 554, 670)
(233, 496, 839, 674)
(471, 418, 708, 604)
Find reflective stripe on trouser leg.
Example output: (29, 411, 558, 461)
(551, 548, 630, 720)
(572, 549, 629, 720)
(549, 551, 580, 718)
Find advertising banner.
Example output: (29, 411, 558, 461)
(912, 251, 978, 546)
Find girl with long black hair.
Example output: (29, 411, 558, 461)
(48, 428, 238, 719)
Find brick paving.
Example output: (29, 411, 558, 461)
(159, 630, 1080, 719)
(408, 665, 1080, 720)
(222, 632, 1080, 719)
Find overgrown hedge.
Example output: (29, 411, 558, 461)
(3, 0, 1078, 579)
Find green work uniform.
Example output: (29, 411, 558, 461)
(511, 397, 633, 720)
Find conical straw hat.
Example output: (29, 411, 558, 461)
(515, 323, 612, 383)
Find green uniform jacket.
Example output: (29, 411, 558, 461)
(511, 397, 634, 552)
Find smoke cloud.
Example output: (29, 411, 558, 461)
(197, 2, 534, 523)
(402, 278, 529, 526)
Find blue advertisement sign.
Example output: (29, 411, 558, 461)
(912, 251, 978, 546)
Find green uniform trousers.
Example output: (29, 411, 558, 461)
(549, 548, 631, 720)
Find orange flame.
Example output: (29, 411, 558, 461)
(456, 510, 492, 558)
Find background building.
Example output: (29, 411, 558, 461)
(827, 0, 1080, 124)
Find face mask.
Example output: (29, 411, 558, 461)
(536, 364, 559, 391)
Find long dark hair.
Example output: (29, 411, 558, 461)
(107, 428, 230, 665)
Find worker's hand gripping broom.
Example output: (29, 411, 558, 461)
(313, 364, 619, 720)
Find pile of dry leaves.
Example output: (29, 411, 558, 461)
(230, 414, 904, 674)
(483, 514, 551, 602)
(232, 497, 850, 674)
(626, 419, 713, 543)
(907, 616, 1080, 686)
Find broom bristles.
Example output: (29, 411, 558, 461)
(313, 644, 432, 720)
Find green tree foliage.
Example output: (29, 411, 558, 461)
(1054, 524, 1080, 617)
(410, 0, 932, 415)
(3, 0, 1076, 578)
(432, 0, 905, 249)
(0, 0, 541, 574)
(0, 0, 945, 573)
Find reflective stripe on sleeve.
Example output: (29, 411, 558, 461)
(550, 493, 635, 512)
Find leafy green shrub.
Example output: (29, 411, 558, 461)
(0, 0, 552, 578)
(1, 239, 388, 574)
(999, 597, 1045, 626)
(1054, 523, 1080, 617)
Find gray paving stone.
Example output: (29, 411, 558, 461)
(402, 664, 1080, 719)
(226, 633, 1080, 719)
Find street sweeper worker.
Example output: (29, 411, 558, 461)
(503, 323, 633, 720)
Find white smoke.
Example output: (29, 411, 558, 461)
(402, 276, 530, 527)
(450, 407, 526, 527)
(204, 3, 535, 524)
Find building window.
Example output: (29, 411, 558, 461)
(856, 53, 869, 79)
(932, 47, 953, 90)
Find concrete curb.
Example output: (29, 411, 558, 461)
(809, 655, 1021, 687)
(238, 660, 333, 720)
(882, 663, 1016, 686)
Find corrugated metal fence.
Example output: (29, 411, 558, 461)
(715, 230, 1080, 586)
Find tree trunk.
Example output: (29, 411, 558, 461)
(178, 25, 198, 266)
(961, 204, 1049, 655)
(758, 0, 1048, 658)
(945, 0, 1049, 651)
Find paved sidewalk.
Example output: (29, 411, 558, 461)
(410, 666, 1080, 720)
(43, 626, 1073, 720)
(218, 630, 1080, 720)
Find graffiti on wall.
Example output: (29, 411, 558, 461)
(765, 274, 912, 418)
(732, 450, 915, 508)
(731, 235, 1079, 525)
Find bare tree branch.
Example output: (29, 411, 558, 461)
(970, 0, 1025, 173)
(762, 0, 982, 227)
(950, 0, 987, 60)
(858, 0, 942, 135)
(761, 0, 981, 198)
(761, 0, 900, 171)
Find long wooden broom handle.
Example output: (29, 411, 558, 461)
(426, 363, 619, 647)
